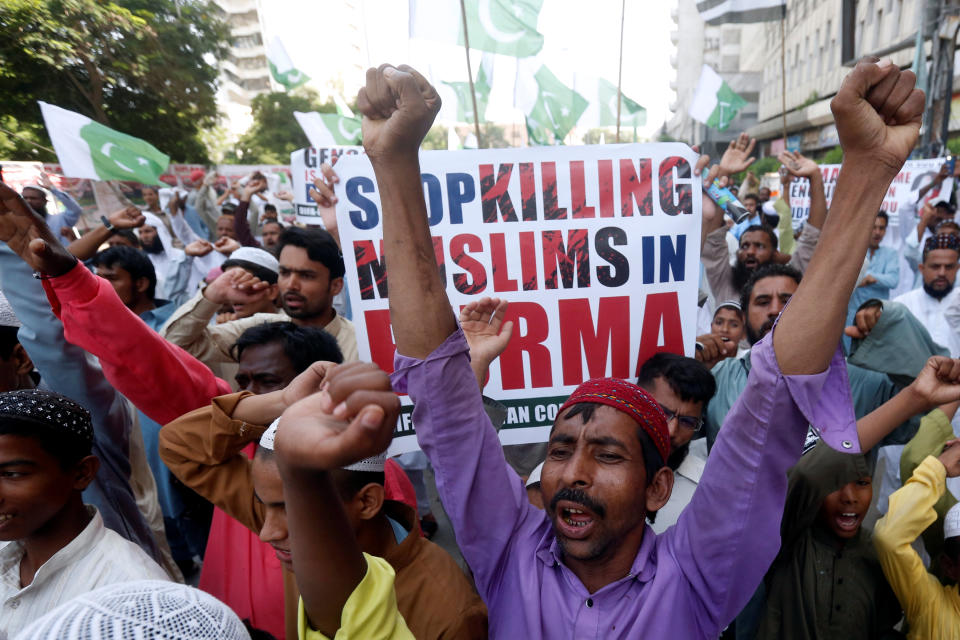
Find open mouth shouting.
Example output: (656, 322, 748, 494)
(834, 512, 862, 533)
(549, 488, 606, 541)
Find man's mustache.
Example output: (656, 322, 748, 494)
(549, 487, 606, 518)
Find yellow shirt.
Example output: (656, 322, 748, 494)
(299, 554, 413, 640)
(874, 456, 960, 639)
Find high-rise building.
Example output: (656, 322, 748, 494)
(747, 0, 928, 155)
(214, 0, 273, 136)
(666, 0, 763, 154)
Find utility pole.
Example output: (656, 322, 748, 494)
(921, 0, 960, 156)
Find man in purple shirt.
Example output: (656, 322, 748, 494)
(357, 60, 925, 637)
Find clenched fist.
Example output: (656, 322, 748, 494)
(357, 64, 441, 160)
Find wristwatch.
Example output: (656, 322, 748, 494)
(100, 215, 117, 235)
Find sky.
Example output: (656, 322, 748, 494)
(260, 0, 675, 139)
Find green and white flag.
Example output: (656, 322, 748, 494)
(597, 77, 646, 127)
(333, 93, 356, 118)
(268, 37, 310, 90)
(443, 54, 494, 123)
(39, 101, 169, 184)
(689, 65, 746, 131)
(293, 111, 362, 147)
(520, 65, 588, 146)
(409, 0, 544, 58)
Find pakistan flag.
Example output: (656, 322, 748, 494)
(597, 77, 646, 127)
(524, 66, 588, 146)
(268, 37, 310, 90)
(689, 65, 747, 131)
(443, 54, 494, 123)
(39, 102, 169, 183)
(409, 0, 543, 58)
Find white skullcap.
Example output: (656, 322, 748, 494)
(345, 451, 386, 473)
(222, 246, 279, 275)
(258, 417, 385, 471)
(526, 461, 544, 488)
(13, 580, 250, 640)
(259, 418, 280, 451)
(0, 291, 21, 328)
(945, 502, 960, 540)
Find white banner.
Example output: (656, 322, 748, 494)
(334, 143, 702, 454)
(290, 146, 364, 226)
(787, 158, 953, 238)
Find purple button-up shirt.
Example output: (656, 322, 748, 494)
(391, 327, 859, 639)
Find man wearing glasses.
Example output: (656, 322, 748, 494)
(636, 353, 717, 533)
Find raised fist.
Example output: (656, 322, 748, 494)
(357, 64, 441, 160)
(830, 58, 924, 175)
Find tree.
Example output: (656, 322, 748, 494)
(228, 89, 337, 163)
(0, 0, 228, 163)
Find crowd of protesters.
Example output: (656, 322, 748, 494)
(1, 58, 960, 640)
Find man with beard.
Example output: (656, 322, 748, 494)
(893, 233, 960, 356)
(138, 213, 192, 304)
(162, 225, 357, 367)
(701, 149, 827, 304)
(361, 58, 925, 638)
(704, 263, 948, 452)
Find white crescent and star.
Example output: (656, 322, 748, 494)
(478, 0, 525, 43)
(338, 118, 361, 142)
(100, 142, 135, 174)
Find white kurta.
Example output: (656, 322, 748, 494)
(892, 286, 960, 357)
(0, 507, 168, 639)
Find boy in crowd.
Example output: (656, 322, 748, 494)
(0, 389, 168, 638)
(711, 301, 746, 349)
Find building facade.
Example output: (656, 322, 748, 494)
(666, 0, 764, 155)
(214, 0, 273, 136)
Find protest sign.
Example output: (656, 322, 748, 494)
(290, 146, 364, 225)
(787, 158, 952, 236)
(334, 143, 702, 454)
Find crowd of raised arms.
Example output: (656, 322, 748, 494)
(3, 59, 960, 640)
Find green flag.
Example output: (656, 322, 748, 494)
(689, 65, 747, 131)
(461, 0, 543, 57)
(443, 55, 493, 123)
(524, 66, 588, 146)
(268, 37, 310, 90)
(39, 101, 169, 183)
(597, 77, 646, 127)
(293, 111, 362, 147)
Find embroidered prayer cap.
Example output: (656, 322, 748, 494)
(13, 580, 250, 640)
(259, 417, 280, 451)
(558, 377, 671, 463)
(945, 502, 960, 540)
(259, 417, 386, 471)
(222, 246, 279, 276)
(922, 233, 960, 260)
(0, 389, 92, 445)
(0, 291, 21, 328)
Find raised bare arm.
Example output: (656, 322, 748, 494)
(774, 59, 924, 375)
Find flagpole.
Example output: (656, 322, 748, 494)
(0, 125, 56, 155)
(459, 0, 484, 149)
(779, 8, 788, 148)
(615, 0, 627, 143)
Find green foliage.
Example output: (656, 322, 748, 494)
(799, 91, 820, 109)
(818, 145, 843, 164)
(946, 137, 960, 156)
(229, 89, 336, 163)
(422, 125, 448, 151)
(0, 0, 228, 162)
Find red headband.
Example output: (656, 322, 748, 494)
(558, 378, 671, 463)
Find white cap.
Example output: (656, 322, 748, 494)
(222, 246, 279, 275)
(258, 417, 386, 472)
(14, 580, 250, 640)
(0, 291, 21, 328)
(945, 502, 960, 539)
(259, 418, 280, 451)
(526, 462, 544, 488)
